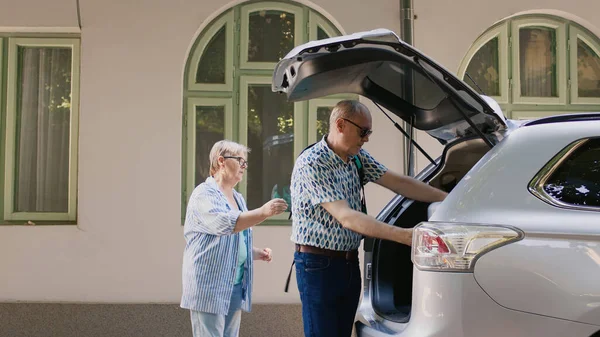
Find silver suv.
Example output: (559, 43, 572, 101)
(273, 29, 600, 337)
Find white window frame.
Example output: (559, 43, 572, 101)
(511, 18, 567, 105)
(569, 26, 600, 105)
(458, 24, 509, 104)
(187, 11, 234, 92)
(185, 98, 233, 200)
(4, 38, 80, 221)
(240, 2, 304, 70)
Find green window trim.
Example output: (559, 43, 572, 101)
(510, 110, 571, 120)
(184, 97, 233, 201)
(4, 37, 80, 222)
(458, 24, 509, 104)
(569, 27, 600, 105)
(458, 14, 600, 120)
(237, 75, 304, 222)
(240, 2, 304, 70)
(187, 11, 235, 92)
(308, 98, 341, 144)
(309, 11, 337, 40)
(182, 2, 344, 226)
(511, 18, 567, 105)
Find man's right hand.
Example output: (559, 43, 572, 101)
(261, 198, 288, 217)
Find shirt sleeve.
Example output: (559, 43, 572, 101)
(298, 164, 347, 206)
(358, 149, 388, 184)
(185, 185, 242, 236)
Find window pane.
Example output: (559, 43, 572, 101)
(196, 25, 226, 84)
(543, 139, 600, 207)
(15, 47, 72, 212)
(195, 106, 225, 185)
(464, 37, 500, 96)
(316, 106, 331, 140)
(248, 10, 295, 62)
(519, 27, 557, 97)
(317, 27, 329, 40)
(577, 39, 600, 97)
(247, 85, 294, 210)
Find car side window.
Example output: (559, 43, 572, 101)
(543, 138, 600, 208)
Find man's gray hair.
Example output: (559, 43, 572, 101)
(329, 100, 369, 132)
(209, 140, 250, 176)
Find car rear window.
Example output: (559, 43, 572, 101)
(543, 138, 600, 208)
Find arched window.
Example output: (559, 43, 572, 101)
(183, 2, 350, 224)
(458, 14, 600, 120)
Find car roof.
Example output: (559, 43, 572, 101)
(522, 112, 600, 127)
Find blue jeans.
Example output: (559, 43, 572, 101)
(294, 251, 361, 337)
(190, 283, 243, 337)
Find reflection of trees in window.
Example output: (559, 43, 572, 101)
(544, 139, 600, 207)
(196, 25, 226, 83)
(247, 85, 294, 209)
(248, 10, 295, 62)
(519, 27, 557, 97)
(465, 37, 500, 96)
(195, 106, 225, 185)
(577, 39, 600, 97)
(184, 3, 343, 217)
(316, 107, 331, 140)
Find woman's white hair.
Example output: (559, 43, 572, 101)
(209, 140, 250, 176)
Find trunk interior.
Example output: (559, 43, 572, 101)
(370, 136, 492, 322)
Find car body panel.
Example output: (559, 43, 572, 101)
(356, 269, 599, 337)
(430, 120, 600, 235)
(474, 235, 600, 325)
(427, 119, 600, 326)
(269, 26, 600, 337)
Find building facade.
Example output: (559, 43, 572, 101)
(0, 0, 598, 336)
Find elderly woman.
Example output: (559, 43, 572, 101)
(181, 140, 288, 337)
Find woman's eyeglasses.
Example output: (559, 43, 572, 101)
(341, 118, 373, 138)
(223, 156, 248, 168)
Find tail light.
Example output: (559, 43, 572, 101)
(412, 222, 523, 272)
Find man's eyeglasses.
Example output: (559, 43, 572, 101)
(341, 118, 373, 138)
(223, 156, 248, 168)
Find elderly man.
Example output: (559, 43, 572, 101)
(290, 100, 447, 337)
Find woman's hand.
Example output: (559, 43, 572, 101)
(260, 198, 288, 218)
(253, 247, 272, 262)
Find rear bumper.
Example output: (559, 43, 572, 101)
(356, 267, 597, 337)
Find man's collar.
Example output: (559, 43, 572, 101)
(321, 135, 351, 164)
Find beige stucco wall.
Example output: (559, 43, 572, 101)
(0, 0, 404, 304)
(4, 0, 596, 306)
(0, 0, 78, 28)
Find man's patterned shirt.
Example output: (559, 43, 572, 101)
(290, 138, 388, 251)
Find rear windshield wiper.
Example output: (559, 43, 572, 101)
(372, 101, 436, 166)
(465, 72, 486, 95)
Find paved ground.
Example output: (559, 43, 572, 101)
(0, 303, 311, 337)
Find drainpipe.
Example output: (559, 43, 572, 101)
(400, 0, 416, 176)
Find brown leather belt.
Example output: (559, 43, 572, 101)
(295, 244, 358, 260)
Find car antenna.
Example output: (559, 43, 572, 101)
(465, 72, 486, 95)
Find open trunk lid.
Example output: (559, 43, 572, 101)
(272, 29, 507, 144)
